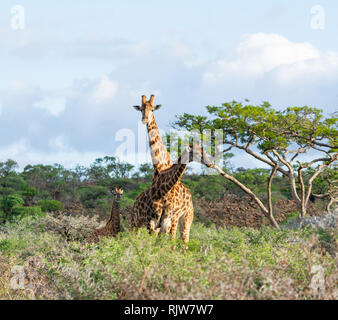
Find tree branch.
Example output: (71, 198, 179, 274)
(267, 164, 280, 229)
(272, 150, 301, 204)
(297, 164, 306, 217)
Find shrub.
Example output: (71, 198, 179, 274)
(12, 206, 44, 218)
(11, 206, 43, 218)
(1, 194, 24, 209)
(0, 216, 337, 300)
(39, 199, 64, 212)
(42, 214, 101, 241)
(280, 211, 299, 226)
(0, 194, 24, 220)
(77, 186, 109, 208)
(22, 187, 39, 205)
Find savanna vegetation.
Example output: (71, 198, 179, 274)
(0, 102, 337, 299)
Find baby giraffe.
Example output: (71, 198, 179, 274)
(86, 187, 124, 243)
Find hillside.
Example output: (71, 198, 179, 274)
(0, 158, 336, 300)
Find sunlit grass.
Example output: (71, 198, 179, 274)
(0, 215, 336, 300)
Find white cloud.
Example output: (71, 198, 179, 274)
(0, 30, 135, 61)
(271, 51, 338, 86)
(169, 42, 191, 60)
(0, 139, 28, 158)
(200, 33, 338, 112)
(33, 96, 66, 116)
(130, 42, 152, 57)
(91, 74, 118, 104)
(0, 138, 104, 169)
(203, 33, 321, 85)
(1, 32, 337, 169)
(164, 40, 204, 68)
(9, 80, 37, 96)
(48, 135, 67, 150)
(10, 80, 27, 92)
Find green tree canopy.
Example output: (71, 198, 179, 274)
(174, 101, 337, 218)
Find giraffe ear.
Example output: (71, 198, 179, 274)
(154, 104, 162, 110)
(133, 105, 141, 111)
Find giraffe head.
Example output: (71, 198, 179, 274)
(112, 186, 124, 201)
(133, 95, 162, 124)
(179, 142, 214, 168)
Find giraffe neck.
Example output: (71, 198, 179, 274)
(147, 115, 172, 175)
(150, 153, 189, 198)
(107, 197, 121, 234)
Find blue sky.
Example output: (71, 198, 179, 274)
(0, 1, 337, 169)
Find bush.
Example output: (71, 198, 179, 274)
(0, 216, 337, 300)
(280, 211, 299, 226)
(0, 194, 24, 220)
(77, 186, 109, 208)
(1, 194, 24, 210)
(42, 214, 101, 241)
(39, 200, 64, 212)
(12, 206, 44, 218)
(22, 187, 39, 205)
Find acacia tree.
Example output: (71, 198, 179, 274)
(0, 160, 18, 192)
(135, 163, 154, 179)
(174, 101, 337, 221)
(311, 164, 338, 213)
(171, 106, 280, 228)
(22, 164, 78, 200)
(87, 156, 134, 184)
(262, 106, 337, 217)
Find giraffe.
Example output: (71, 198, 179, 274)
(133, 95, 172, 175)
(86, 187, 124, 243)
(133, 95, 196, 241)
(132, 142, 213, 243)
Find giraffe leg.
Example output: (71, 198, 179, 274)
(149, 219, 157, 234)
(148, 217, 162, 238)
(160, 215, 172, 235)
(148, 200, 164, 236)
(169, 215, 179, 250)
(170, 215, 179, 239)
(179, 210, 193, 245)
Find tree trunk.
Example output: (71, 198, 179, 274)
(267, 165, 280, 229)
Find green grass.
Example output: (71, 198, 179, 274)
(0, 214, 337, 300)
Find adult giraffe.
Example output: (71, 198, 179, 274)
(132, 142, 213, 243)
(132, 95, 195, 242)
